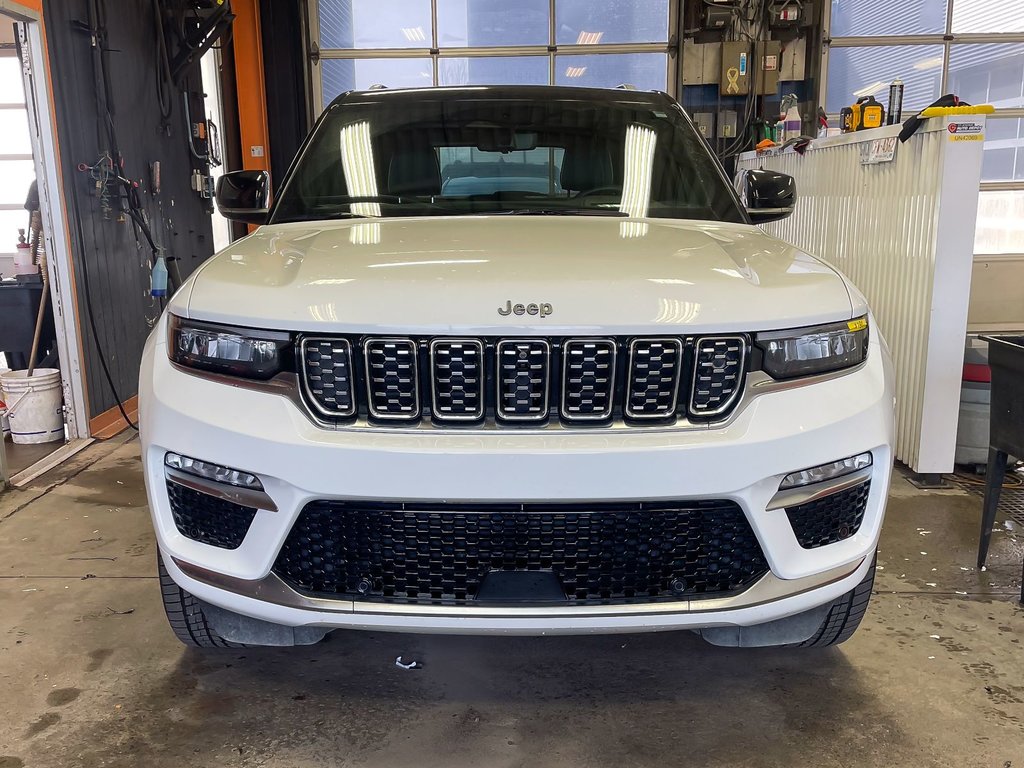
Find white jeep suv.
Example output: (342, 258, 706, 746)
(140, 86, 893, 649)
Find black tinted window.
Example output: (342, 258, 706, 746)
(272, 93, 745, 224)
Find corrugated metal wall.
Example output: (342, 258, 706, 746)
(43, 1, 215, 421)
(738, 118, 984, 473)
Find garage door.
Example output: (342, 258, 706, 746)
(309, 0, 677, 111)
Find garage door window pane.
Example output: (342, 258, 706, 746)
(979, 118, 1024, 182)
(948, 44, 1024, 110)
(0, 57, 26, 104)
(0, 209, 28, 256)
(952, 0, 1024, 33)
(0, 109, 31, 155)
(830, 0, 947, 36)
(437, 0, 548, 47)
(318, 0, 432, 49)
(556, 0, 669, 45)
(975, 190, 1024, 255)
(556, 53, 666, 91)
(0, 160, 35, 206)
(826, 46, 943, 114)
(321, 58, 433, 104)
(439, 57, 548, 86)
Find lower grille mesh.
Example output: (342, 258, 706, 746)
(273, 500, 769, 605)
(166, 480, 257, 550)
(786, 481, 870, 549)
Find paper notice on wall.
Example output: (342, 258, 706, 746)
(947, 121, 985, 142)
(859, 136, 898, 165)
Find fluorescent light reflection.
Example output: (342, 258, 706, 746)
(619, 124, 657, 219)
(339, 120, 381, 218)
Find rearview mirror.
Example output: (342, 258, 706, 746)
(216, 170, 270, 224)
(741, 169, 796, 225)
(476, 129, 538, 153)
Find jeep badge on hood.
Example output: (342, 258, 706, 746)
(498, 300, 553, 318)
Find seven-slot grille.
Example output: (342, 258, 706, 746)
(430, 339, 484, 420)
(561, 340, 617, 420)
(299, 335, 748, 426)
(627, 339, 683, 419)
(364, 338, 418, 419)
(691, 336, 746, 415)
(497, 340, 549, 421)
(301, 338, 355, 417)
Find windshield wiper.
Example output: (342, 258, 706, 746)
(492, 208, 627, 217)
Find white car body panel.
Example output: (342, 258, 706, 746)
(172, 217, 856, 333)
(141, 290, 894, 635)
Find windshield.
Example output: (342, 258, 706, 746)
(271, 92, 746, 225)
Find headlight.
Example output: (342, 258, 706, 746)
(756, 316, 868, 380)
(168, 314, 291, 379)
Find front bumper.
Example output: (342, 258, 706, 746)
(140, 321, 894, 635)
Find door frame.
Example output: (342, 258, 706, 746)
(1, 1, 92, 487)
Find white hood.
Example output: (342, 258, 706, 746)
(176, 216, 856, 335)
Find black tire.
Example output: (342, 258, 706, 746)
(795, 553, 876, 648)
(158, 551, 246, 648)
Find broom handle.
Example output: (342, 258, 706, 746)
(26, 211, 46, 378)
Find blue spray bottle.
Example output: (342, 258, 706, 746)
(151, 254, 168, 298)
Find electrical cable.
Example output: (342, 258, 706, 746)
(69, 151, 139, 433)
(153, 0, 174, 127)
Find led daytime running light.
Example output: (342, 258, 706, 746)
(780, 452, 873, 490)
(165, 452, 263, 490)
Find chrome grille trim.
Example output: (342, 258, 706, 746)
(561, 339, 617, 421)
(625, 338, 683, 420)
(364, 338, 420, 420)
(299, 337, 356, 417)
(429, 338, 485, 422)
(496, 339, 551, 422)
(690, 335, 747, 417)
(294, 334, 752, 428)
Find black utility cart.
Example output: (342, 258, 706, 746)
(976, 335, 1024, 604)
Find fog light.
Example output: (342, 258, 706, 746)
(164, 452, 263, 490)
(779, 452, 872, 490)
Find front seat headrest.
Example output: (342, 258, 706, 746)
(560, 144, 614, 192)
(388, 147, 442, 196)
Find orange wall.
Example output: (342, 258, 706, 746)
(231, 0, 272, 179)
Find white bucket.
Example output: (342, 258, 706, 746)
(0, 367, 9, 439)
(0, 369, 64, 445)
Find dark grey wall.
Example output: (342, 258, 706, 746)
(44, 0, 215, 420)
(260, 0, 309, 188)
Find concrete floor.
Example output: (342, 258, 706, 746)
(1, 436, 1022, 768)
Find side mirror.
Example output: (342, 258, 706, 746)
(216, 170, 270, 224)
(742, 169, 796, 225)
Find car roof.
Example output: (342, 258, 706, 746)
(326, 85, 676, 111)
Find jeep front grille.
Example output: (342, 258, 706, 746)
(301, 338, 356, 417)
(690, 336, 746, 416)
(496, 339, 549, 421)
(364, 338, 419, 419)
(430, 339, 484, 421)
(626, 338, 683, 419)
(561, 339, 616, 420)
(298, 335, 748, 427)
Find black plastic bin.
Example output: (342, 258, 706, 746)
(977, 336, 1024, 603)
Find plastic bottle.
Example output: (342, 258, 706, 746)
(151, 255, 168, 298)
(14, 229, 36, 275)
(784, 103, 802, 141)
